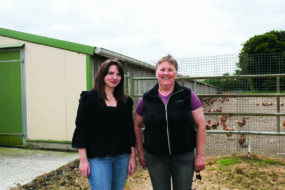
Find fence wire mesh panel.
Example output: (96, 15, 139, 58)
(205, 134, 285, 157)
(176, 54, 239, 77)
(199, 94, 285, 158)
(125, 53, 285, 158)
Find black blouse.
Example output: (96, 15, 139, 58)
(72, 90, 136, 158)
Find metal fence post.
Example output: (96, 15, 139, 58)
(277, 77, 280, 93)
(125, 75, 129, 95)
(124, 61, 129, 94)
(276, 77, 281, 132)
(130, 77, 134, 101)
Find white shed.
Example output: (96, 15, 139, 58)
(0, 28, 94, 149)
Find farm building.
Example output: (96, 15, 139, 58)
(0, 28, 157, 150)
(0, 28, 217, 150)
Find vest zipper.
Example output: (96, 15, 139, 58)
(164, 106, 171, 155)
(160, 89, 183, 156)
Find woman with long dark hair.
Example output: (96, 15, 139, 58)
(72, 58, 136, 190)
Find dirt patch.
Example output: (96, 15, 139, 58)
(11, 154, 285, 190)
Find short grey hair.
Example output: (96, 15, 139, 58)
(156, 54, 178, 71)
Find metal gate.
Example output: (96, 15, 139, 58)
(0, 44, 26, 147)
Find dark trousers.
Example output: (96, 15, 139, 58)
(144, 150, 195, 190)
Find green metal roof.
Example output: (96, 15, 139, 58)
(0, 43, 24, 49)
(0, 28, 94, 55)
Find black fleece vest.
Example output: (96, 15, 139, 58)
(143, 82, 196, 156)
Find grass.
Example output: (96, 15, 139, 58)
(203, 154, 285, 190)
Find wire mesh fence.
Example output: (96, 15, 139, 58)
(200, 94, 285, 158)
(124, 52, 285, 158)
(205, 133, 285, 157)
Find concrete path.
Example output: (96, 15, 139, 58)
(0, 147, 78, 190)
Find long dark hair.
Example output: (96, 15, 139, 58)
(93, 58, 127, 103)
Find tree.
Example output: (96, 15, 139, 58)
(236, 30, 285, 91)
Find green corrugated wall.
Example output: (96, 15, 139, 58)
(0, 48, 24, 146)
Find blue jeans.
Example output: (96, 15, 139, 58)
(144, 150, 195, 190)
(88, 153, 130, 190)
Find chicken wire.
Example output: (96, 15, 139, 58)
(201, 95, 285, 158)
(205, 134, 285, 158)
(123, 53, 285, 158)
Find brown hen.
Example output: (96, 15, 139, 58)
(238, 134, 246, 147)
(222, 122, 235, 138)
(205, 120, 212, 130)
(237, 117, 247, 128)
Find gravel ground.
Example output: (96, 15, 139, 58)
(10, 154, 285, 190)
(0, 147, 78, 190)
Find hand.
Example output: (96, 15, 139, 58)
(194, 155, 205, 172)
(137, 150, 147, 168)
(79, 160, 90, 178)
(128, 156, 137, 176)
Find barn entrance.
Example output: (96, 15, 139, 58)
(0, 44, 26, 147)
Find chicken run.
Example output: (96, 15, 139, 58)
(200, 96, 285, 158)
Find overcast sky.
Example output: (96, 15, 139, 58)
(1, 0, 284, 62)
